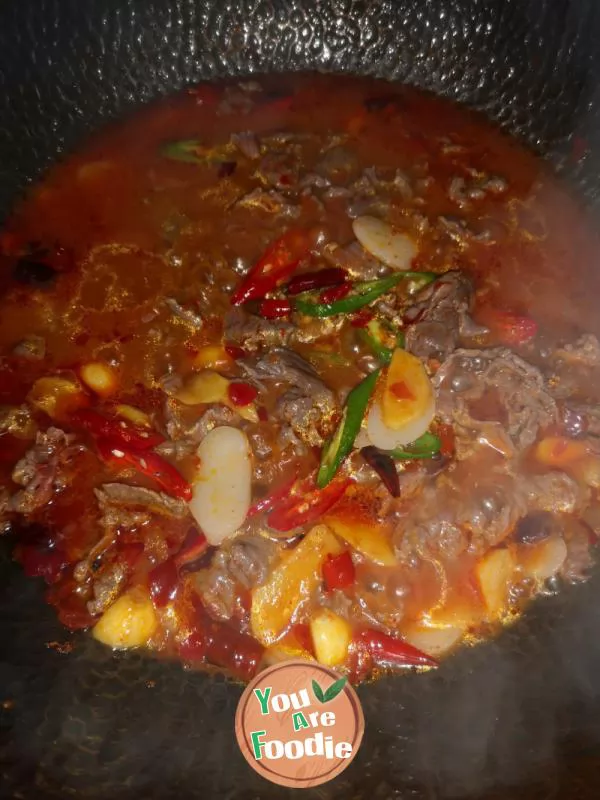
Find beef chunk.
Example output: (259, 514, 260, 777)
(243, 347, 337, 445)
(10, 427, 79, 513)
(224, 307, 294, 352)
(434, 348, 557, 453)
(194, 534, 278, 621)
(404, 271, 474, 362)
(322, 241, 384, 281)
(95, 483, 189, 530)
(86, 562, 128, 616)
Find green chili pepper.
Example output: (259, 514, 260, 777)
(317, 369, 380, 488)
(358, 319, 405, 365)
(161, 139, 207, 164)
(387, 431, 441, 460)
(294, 272, 437, 318)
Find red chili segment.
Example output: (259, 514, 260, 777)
(247, 472, 298, 518)
(358, 628, 438, 668)
(319, 282, 352, 304)
(257, 298, 292, 319)
(174, 529, 209, 568)
(96, 437, 192, 501)
(70, 408, 164, 450)
(285, 267, 348, 296)
(389, 381, 416, 401)
(149, 559, 179, 607)
(484, 309, 538, 345)
(267, 475, 351, 532)
(322, 551, 356, 591)
(224, 344, 247, 360)
(231, 228, 313, 305)
(228, 381, 258, 407)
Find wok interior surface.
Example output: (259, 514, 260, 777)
(2, 0, 600, 797)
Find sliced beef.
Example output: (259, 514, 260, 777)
(165, 298, 204, 329)
(322, 241, 384, 281)
(86, 562, 128, 616)
(315, 146, 360, 186)
(404, 271, 474, 362)
(224, 307, 294, 352)
(235, 188, 299, 218)
(12, 335, 46, 360)
(554, 334, 600, 367)
(244, 347, 337, 445)
(434, 348, 557, 453)
(230, 131, 261, 160)
(194, 534, 278, 621)
(394, 466, 583, 563)
(10, 428, 80, 514)
(95, 483, 189, 529)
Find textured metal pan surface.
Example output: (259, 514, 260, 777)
(1, 1, 600, 797)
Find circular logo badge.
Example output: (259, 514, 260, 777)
(235, 660, 364, 788)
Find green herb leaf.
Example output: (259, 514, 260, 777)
(323, 676, 348, 702)
(312, 679, 325, 703)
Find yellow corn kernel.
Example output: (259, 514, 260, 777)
(310, 609, 352, 667)
(193, 345, 233, 370)
(175, 370, 229, 405)
(93, 590, 157, 649)
(115, 404, 152, 428)
(80, 361, 119, 397)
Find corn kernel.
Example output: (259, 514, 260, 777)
(309, 609, 352, 667)
(175, 370, 229, 405)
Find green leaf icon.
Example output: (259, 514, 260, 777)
(312, 679, 325, 703)
(312, 676, 347, 704)
(323, 676, 347, 702)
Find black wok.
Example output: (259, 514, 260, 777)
(2, 1, 600, 797)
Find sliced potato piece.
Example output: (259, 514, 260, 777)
(93, 589, 158, 649)
(310, 609, 352, 667)
(324, 501, 397, 566)
(251, 525, 342, 646)
(475, 548, 516, 617)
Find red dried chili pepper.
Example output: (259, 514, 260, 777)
(257, 298, 292, 319)
(231, 228, 313, 305)
(70, 408, 164, 450)
(360, 446, 400, 497)
(224, 344, 247, 360)
(257, 405, 268, 422)
(350, 308, 375, 328)
(174, 529, 209, 568)
(247, 472, 298, 518)
(358, 628, 438, 668)
(148, 559, 179, 607)
(319, 283, 352, 304)
(227, 381, 258, 407)
(96, 437, 192, 501)
(267, 475, 351, 532)
(285, 267, 348, 296)
(322, 551, 356, 591)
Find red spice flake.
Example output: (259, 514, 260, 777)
(257, 405, 268, 422)
(390, 381, 416, 401)
(224, 344, 247, 360)
(436, 423, 456, 458)
(484, 309, 538, 345)
(228, 381, 258, 407)
(350, 308, 375, 328)
(319, 283, 352, 304)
